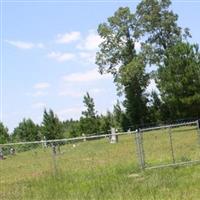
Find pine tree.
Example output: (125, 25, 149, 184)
(82, 92, 96, 118)
(42, 109, 64, 140)
(12, 119, 39, 142)
(80, 93, 99, 135)
(0, 122, 9, 144)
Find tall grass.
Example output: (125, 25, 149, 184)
(0, 127, 200, 199)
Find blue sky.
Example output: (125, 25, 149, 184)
(1, 0, 200, 132)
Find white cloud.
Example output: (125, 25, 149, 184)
(36, 43, 45, 48)
(34, 82, 50, 90)
(26, 91, 48, 97)
(58, 90, 82, 98)
(79, 52, 95, 64)
(48, 51, 75, 62)
(77, 30, 103, 51)
(6, 40, 45, 49)
(58, 88, 104, 98)
(33, 91, 48, 97)
(32, 102, 46, 109)
(57, 107, 83, 120)
(89, 88, 103, 94)
(56, 31, 81, 44)
(6, 40, 34, 49)
(62, 68, 111, 82)
(27, 82, 50, 97)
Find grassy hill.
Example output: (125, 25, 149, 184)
(1, 126, 200, 200)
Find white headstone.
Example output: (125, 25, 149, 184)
(82, 133, 86, 142)
(110, 128, 118, 143)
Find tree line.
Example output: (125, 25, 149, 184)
(1, 0, 200, 143)
(0, 92, 128, 143)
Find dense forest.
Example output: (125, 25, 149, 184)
(1, 0, 200, 143)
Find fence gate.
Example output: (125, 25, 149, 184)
(135, 121, 200, 170)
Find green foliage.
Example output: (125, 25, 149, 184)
(1, 128, 200, 200)
(12, 119, 40, 142)
(62, 119, 81, 138)
(41, 109, 64, 140)
(96, 0, 197, 125)
(119, 56, 149, 125)
(79, 92, 100, 135)
(113, 101, 124, 128)
(79, 117, 100, 135)
(99, 111, 114, 134)
(96, 7, 149, 126)
(113, 101, 130, 131)
(4, 1, 200, 143)
(96, 7, 138, 75)
(82, 92, 97, 118)
(148, 91, 162, 122)
(136, 0, 190, 64)
(0, 122, 9, 144)
(157, 42, 200, 119)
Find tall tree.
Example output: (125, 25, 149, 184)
(99, 111, 114, 134)
(119, 56, 149, 125)
(0, 122, 9, 144)
(82, 92, 97, 118)
(12, 119, 39, 142)
(80, 93, 99, 135)
(62, 119, 81, 138)
(148, 91, 162, 122)
(42, 109, 64, 140)
(135, 0, 191, 121)
(113, 101, 124, 128)
(113, 101, 130, 131)
(136, 0, 190, 65)
(96, 7, 138, 75)
(157, 42, 200, 119)
(96, 7, 149, 126)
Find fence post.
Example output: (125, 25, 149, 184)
(51, 143, 57, 175)
(135, 129, 141, 168)
(196, 120, 200, 146)
(82, 133, 86, 142)
(0, 146, 4, 160)
(139, 129, 145, 169)
(42, 136, 47, 148)
(168, 126, 175, 164)
(135, 129, 145, 170)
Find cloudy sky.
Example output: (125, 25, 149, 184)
(1, 0, 200, 131)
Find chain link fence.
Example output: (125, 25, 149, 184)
(135, 120, 200, 169)
(0, 130, 136, 199)
(1, 121, 200, 199)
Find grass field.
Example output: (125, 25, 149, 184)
(1, 125, 200, 200)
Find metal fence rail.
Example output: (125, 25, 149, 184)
(140, 121, 197, 132)
(0, 131, 135, 147)
(0, 129, 136, 188)
(1, 120, 200, 172)
(135, 120, 200, 170)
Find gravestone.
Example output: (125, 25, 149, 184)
(82, 133, 86, 142)
(10, 147, 15, 155)
(0, 147, 4, 160)
(110, 128, 118, 143)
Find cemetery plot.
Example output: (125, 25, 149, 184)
(0, 132, 135, 200)
(142, 128, 172, 168)
(136, 121, 200, 169)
